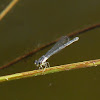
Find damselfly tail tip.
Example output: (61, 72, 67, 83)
(74, 37, 79, 41)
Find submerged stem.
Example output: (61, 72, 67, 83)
(0, 23, 100, 70)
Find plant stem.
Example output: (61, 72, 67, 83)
(0, 0, 19, 20)
(0, 59, 100, 83)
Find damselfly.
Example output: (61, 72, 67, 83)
(34, 36, 79, 68)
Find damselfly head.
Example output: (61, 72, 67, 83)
(34, 60, 39, 66)
(34, 60, 42, 67)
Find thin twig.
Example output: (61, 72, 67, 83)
(67, 23, 100, 38)
(0, 59, 100, 83)
(0, 23, 100, 70)
(0, 0, 19, 20)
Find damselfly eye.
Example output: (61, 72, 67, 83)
(34, 60, 37, 64)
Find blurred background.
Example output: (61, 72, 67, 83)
(0, 0, 100, 100)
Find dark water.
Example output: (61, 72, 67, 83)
(0, 0, 100, 100)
